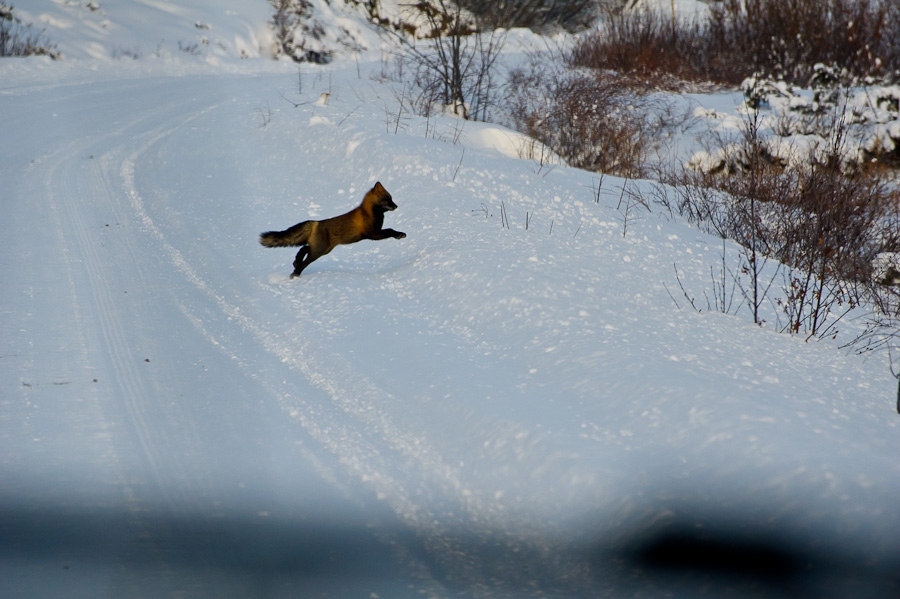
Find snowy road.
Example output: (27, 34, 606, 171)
(1, 74, 435, 597)
(0, 71, 603, 598)
(3, 65, 900, 598)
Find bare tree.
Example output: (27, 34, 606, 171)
(398, 0, 505, 120)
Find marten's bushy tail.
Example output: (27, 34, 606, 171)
(259, 221, 313, 248)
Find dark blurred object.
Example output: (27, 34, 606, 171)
(609, 518, 900, 599)
(634, 528, 800, 583)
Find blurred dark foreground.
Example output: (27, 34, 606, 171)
(2, 497, 897, 598)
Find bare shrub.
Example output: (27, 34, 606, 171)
(846, 285, 900, 401)
(779, 163, 897, 335)
(0, 3, 58, 59)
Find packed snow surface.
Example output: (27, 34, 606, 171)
(2, 1, 899, 597)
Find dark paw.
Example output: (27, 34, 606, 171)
(290, 272, 300, 279)
(396, 232, 407, 239)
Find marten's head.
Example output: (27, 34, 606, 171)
(365, 181, 398, 212)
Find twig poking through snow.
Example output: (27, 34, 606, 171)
(453, 148, 464, 182)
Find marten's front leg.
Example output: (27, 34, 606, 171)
(370, 228, 406, 240)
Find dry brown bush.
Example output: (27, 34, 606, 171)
(506, 55, 681, 177)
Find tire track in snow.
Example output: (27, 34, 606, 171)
(46, 130, 217, 512)
(61, 160, 165, 498)
(22, 86, 236, 514)
(13, 137, 121, 486)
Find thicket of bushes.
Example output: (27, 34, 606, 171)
(543, 0, 900, 175)
(657, 110, 900, 338)
(570, 0, 900, 87)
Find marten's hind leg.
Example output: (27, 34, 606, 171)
(291, 246, 311, 278)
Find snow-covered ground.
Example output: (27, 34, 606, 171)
(2, 1, 899, 598)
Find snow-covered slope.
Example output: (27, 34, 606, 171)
(13, 0, 274, 60)
(2, 2, 899, 598)
(11, 0, 399, 62)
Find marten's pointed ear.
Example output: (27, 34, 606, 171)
(373, 181, 385, 192)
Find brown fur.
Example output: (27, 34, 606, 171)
(260, 182, 406, 278)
